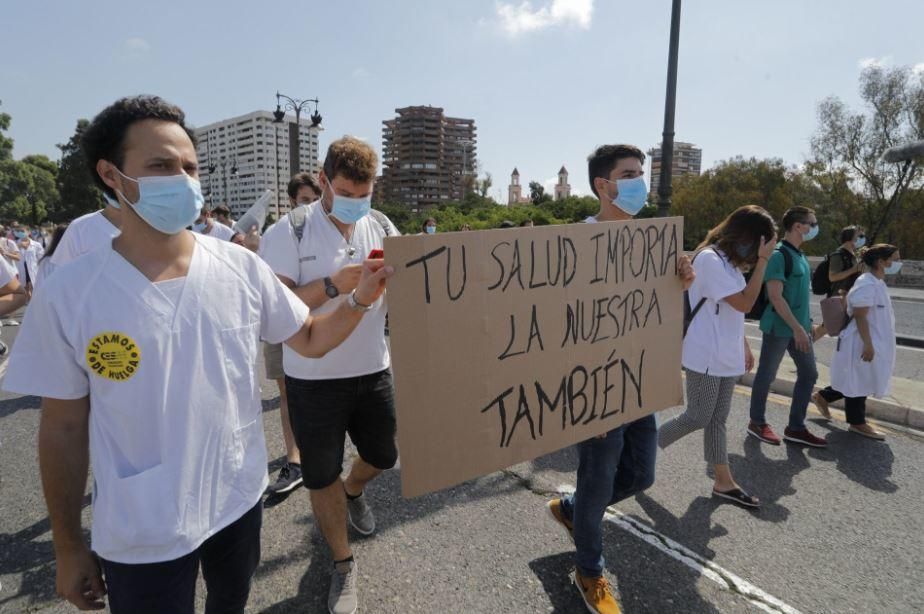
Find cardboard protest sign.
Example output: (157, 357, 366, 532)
(385, 217, 685, 498)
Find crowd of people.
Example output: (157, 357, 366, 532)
(0, 95, 904, 614)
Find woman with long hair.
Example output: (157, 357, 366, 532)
(818, 244, 901, 440)
(659, 205, 777, 508)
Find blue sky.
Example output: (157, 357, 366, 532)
(2, 0, 922, 201)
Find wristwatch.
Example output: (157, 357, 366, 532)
(347, 290, 373, 312)
(323, 276, 339, 299)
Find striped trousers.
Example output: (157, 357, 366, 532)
(659, 369, 737, 465)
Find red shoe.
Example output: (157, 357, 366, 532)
(747, 422, 781, 445)
(783, 427, 828, 448)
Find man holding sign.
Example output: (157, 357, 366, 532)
(545, 145, 694, 614)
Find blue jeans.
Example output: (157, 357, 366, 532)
(749, 331, 818, 430)
(559, 414, 658, 578)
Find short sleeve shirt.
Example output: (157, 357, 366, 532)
(50, 210, 120, 268)
(260, 203, 400, 379)
(828, 247, 858, 296)
(2, 234, 309, 564)
(682, 247, 747, 376)
(759, 241, 812, 337)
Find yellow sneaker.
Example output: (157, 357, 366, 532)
(573, 570, 621, 614)
(546, 499, 574, 542)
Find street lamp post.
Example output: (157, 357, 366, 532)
(208, 156, 238, 210)
(274, 92, 322, 217)
(657, 0, 682, 218)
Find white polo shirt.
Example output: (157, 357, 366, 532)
(2, 233, 309, 564)
(260, 202, 399, 379)
(682, 247, 747, 377)
(50, 210, 120, 267)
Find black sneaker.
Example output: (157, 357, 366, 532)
(266, 462, 303, 494)
(0, 340, 7, 357)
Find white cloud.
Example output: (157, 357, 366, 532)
(123, 37, 151, 53)
(857, 56, 891, 70)
(913, 63, 924, 76)
(495, 0, 593, 36)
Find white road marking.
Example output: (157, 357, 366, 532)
(557, 485, 803, 614)
(0, 358, 9, 386)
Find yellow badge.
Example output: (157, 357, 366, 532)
(86, 332, 141, 382)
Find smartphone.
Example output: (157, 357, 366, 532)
(368, 249, 384, 260)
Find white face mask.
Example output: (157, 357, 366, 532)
(884, 260, 903, 275)
(113, 168, 204, 235)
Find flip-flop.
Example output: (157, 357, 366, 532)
(712, 488, 761, 508)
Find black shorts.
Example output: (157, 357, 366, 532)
(286, 369, 398, 490)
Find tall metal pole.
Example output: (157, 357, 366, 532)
(657, 0, 682, 218)
(274, 122, 281, 218)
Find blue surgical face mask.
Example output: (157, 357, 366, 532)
(326, 180, 371, 224)
(736, 243, 753, 259)
(425, 225, 436, 234)
(884, 260, 903, 275)
(603, 176, 648, 216)
(103, 193, 121, 209)
(802, 224, 819, 241)
(854, 236, 866, 248)
(192, 222, 207, 233)
(114, 168, 204, 235)
(13, 230, 26, 240)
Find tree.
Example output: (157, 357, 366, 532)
(54, 119, 102, 222)
(528, 181, 550, 205)
(809, 64, 924, 244)
(476, 173, 493, 198)
(0, 100, 13, 162)
(670, 157, 824, 252)
(0, 156, 59, 223)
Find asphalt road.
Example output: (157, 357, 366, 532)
(1, 320, 923, 613)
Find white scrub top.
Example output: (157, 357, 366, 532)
(50, 210, 120, 268)
(830, 273, 896, 398)
(3, 234, 309, 563)
(16, 239, 44, 286)
(197, 220, 235, 241)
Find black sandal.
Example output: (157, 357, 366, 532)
(712, 488, 761, 508)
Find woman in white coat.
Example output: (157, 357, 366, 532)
(823, 244, 901, 440)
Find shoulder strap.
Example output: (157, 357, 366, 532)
(369, 209, 393, 237)
(778, 244, 794, 279)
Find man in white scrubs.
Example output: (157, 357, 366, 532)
(2, 95, 392, 614)
(193, 207, 235, 241)
(261, 137, 399, 614)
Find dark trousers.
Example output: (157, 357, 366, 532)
(100, 502, 262, 614)
(818, 387, 868, 425)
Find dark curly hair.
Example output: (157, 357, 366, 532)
(587, 144, 646, 198)
(82, 95, 197, 198)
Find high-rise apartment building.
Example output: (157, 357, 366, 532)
(378, 106, 476, 211)
(195, 111, 321, 217)
(647, 141, 702, 196)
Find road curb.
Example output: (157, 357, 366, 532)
(896, 334, 924, 349)
(738, 373, 924, 430)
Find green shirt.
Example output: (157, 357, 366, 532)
(759, 241, 812, 337)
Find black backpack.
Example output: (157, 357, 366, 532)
(812, 249, 852, 296)
(745, 245, 793, 321)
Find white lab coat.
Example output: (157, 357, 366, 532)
(830, 273, 896, 398)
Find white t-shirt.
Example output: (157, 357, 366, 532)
(16, 239, 44, 286)
(1, 237, 19, 269)
(50, 210, 120, 268)
(260, 202, 399, 379)
(2, 233, 309, 564)
(682, 247, 747, 377)
(196, 220, 235, 241)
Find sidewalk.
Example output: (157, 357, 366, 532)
(889, 286, 924, 303)
(740, 349, 924, 430)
